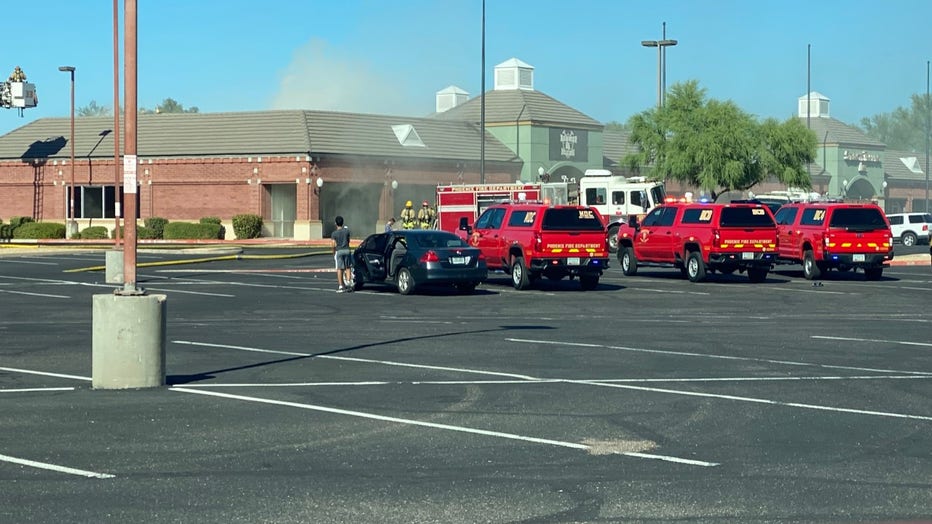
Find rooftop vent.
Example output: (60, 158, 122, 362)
(798, 91, 830, 118)
(435, 85, 468, 113)
(494, 58, 534, 91)
(392, 124, 426, 148)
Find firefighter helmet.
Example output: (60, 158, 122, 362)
(405, 200, 413, 207)
(422, 200, 429, 206)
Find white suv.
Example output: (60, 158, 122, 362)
(886, 212, 932, 246)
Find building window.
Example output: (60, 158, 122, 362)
(71, 185, 132, 219)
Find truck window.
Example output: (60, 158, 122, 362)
(719, 207, 775, 227)
(507, 210, 537, 227)
(828, 208, 886, 230)
(475, 207, 505, 230)
(585, 188, 607, 206)
(649, 186, 666, 207)
(658, 206, 678, 226)
(641, 207, 665, 226)
(541, 208, 605, 231)
(773, 207, 798, 226)
(800, 208, 827, 226)
(681, 208, 710, 224)
(630, 191, 643, 208)
(612, 191, 625, 205)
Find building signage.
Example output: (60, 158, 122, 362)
(549, 128, 588, 162)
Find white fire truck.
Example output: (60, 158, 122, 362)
(576, 169, 666, 252)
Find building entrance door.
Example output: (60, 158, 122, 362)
(270, 184, 296, 238)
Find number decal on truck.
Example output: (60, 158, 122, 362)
(699, 209, 713, 222)
(752, 208, 765, 215)
(578, 209, 595, 220)
(523, 211, 536, 224)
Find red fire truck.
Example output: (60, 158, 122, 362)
(436, 183, 544, 234)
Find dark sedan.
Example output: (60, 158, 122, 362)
(352, 230, 487, 295)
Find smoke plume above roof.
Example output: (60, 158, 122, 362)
(270, 38, 424, 117)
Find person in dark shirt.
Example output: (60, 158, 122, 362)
(330, 216, 353, 292)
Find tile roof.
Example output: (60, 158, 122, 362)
(884, 149, 929, 182)
(0, 110, 518, 163)
(798, 116, 886, 148)
(430, 89, 602, 128)
(601, 128, 639, 167)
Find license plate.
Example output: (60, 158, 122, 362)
(567, 257, 581, 266)
(741, 252, 754, 260)
(853, 254, 865, 262)
(449, 256, 467, 265)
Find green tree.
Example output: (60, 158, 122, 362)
(77, 100, 111, 117)
(140, 97, 200, 114)
(624, 80, 816, 201)
(859, 93, 932, 151)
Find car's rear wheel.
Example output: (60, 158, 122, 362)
(802, 250, 821, 280)
(396, 267, 416, 295)
(620, 247, 638, 276)
(607, 225, 619, 254)
(686, 251, 706, 282)
(902, 232, 917, 246)
(864, 266, 883, 280)
(579, 274, 599, 290)
(747, 267, 768, 283)
(511, 256, 531, 290)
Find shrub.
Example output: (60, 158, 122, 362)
(144, 217, 168, 239)
(199, 216, 226, 239)
(0, 223, 11, 240)
(112, 225, 156, 239)
(163, 221, 222, 240)
(9, 216, 34, 229)
(78, 226, 110, 239)
(12, 222, 66, 239)
(232, 214, 262, 239)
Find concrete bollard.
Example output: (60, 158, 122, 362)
(105, 249, 124, 284)
(92, 293, 167, 389)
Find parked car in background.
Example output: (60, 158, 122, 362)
(885, 212, 932, 246)
(352, 230, 487, 295)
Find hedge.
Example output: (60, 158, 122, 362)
(9, 216, 34, 229)
(163, 221, 222, 240)
(78, 226, 110, 239)
(144, 217, 168, 239)
(12, 222, 66, 239)
(112, 225, 157, 239)
(232, 214, 262, 239)
(199, 216, 226, 239)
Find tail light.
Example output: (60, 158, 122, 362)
(712, 229, 721, 247)
(419, 250, 440, 263)
(823, 233, 830, 248)
(534, 233, 542, 252)
(923, 225, 929, 232)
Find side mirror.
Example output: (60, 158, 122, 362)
(458, 217, 472, 234)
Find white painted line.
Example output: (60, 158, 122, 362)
(812, 335, 932, 348)
(171, 387, 718, 467)
(173, 340, 541, 380)
(179, 379, 563, 388)
(587, 374, 932, 383)
(0, 453, 115, 479)
(506, 338, 932, 376)
(144, 287, 235, 298)
(581, 380, 932, 422)
(630, 288, 710, 296)
(0, 259, 58, 265)
(0, 387, 76, 393)
(0, 289, 71, 299)
(0, 366, 91, 382)
(766, 286, 848, 295)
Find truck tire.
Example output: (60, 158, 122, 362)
(802, 250, 821, 280)
(747, 267, 768, 283)
(511, 256, 531, 290)
(579, 274, 599, 290)
(396, 267, 416, 295)
(686, 251, 706, 282)
(607, 225, 620, 253)
(620, 247, 638, 276)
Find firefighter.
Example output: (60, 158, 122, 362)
(400, 200, 417, 229)
(417, 200, 436, 229)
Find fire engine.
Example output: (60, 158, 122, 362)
(436, 182, 577, 234)
(577, 169, 666, 252)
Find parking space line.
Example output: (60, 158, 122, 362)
(0, 289, 71, 299)
(812, 335, 932, 348)
(0, 259, 58, 265)
(507, 338, 932, 376)
(0, 387, 76, 393)
(171, 386, 718, 467)
(0, 366, 91, 382)
(0, 453, 115, 479)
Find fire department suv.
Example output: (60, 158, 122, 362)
(461, 202, 610, 290)
(616, 201, 778, 283)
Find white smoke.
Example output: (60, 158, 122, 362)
(270, 38, 424, 116)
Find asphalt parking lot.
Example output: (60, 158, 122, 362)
(1, 246, 930, 523)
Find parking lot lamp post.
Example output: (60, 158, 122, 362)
(641, 23, 677, 108)
(58, 65, 76, 237)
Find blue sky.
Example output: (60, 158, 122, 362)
(3, 0, 930, 137)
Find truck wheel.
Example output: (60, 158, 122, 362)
(579, 274, 599, 290)
(620, 247, 638, 276)
(607, 226, 619, 253)
(747, 267, 768, 283)
(396, 267, 416, 295)
(511, 257, 531, 290)
(802, 250, 821, 280)
(864, 266, 883, 280)
(902, 232, 917, 246)
(686, 251, 706, 282)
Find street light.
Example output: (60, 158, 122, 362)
(58, 65, 76, 237)
(641, 22, 677, 107)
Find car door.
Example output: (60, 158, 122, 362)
(470, 207, 507, 267)
(650, 205, 680, 262)
(355, 233, 390, 280)
(634, 206, 668, 261)
(774, 206, 800, 258)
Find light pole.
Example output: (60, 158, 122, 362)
(58, 65, 76, 237)
(925, 60, 929, 213)
(641, 22, 677, 107)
